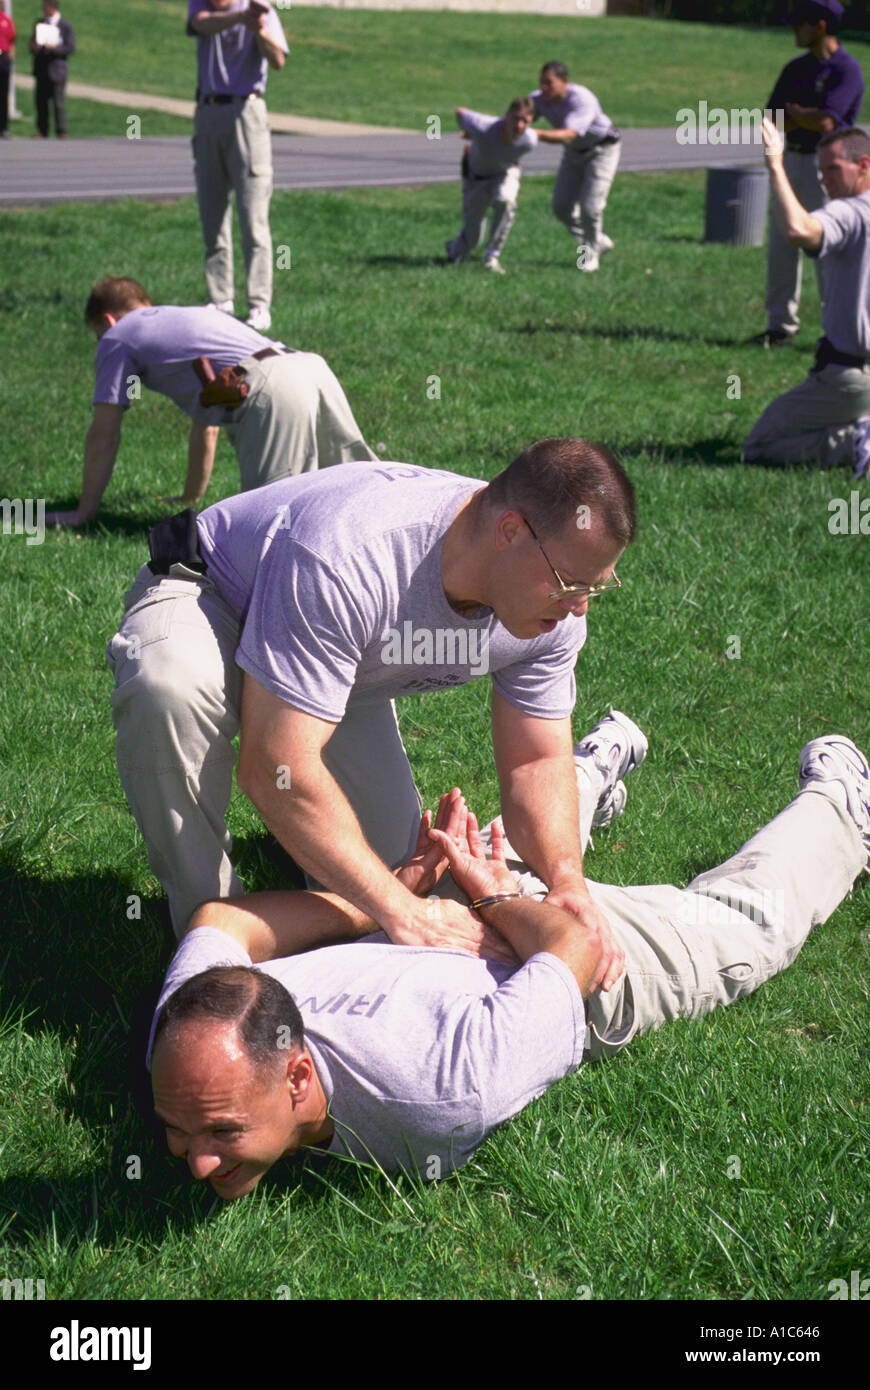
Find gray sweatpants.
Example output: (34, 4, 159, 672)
(451, 167, 522, 261)
(766, 149, 827, 337)
(473, 755, 865, 1058)
(551, 138, 621, 251)
(224, 351, 378, 490)
(193, 95, 275, 313)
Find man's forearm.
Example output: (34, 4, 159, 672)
(190, 10, 248, 35)
(238, 756, 427, 938)
(256, 29, 284, 69)
(183, 422, 218, 504)
(76, 420, 122, 521)
(537, 127, 577, 146)
(186, 889, 377, 962)
(767, 157, 822, 249)
(476, 895, 602, 996)
(499, 753, 586, 892)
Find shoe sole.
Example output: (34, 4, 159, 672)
(799, 735, 870, 846)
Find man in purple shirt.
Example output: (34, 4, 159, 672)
(750, 0, 864, 347)
(44, 276, 376, 526)
(529, 61, 622, 273)
(107, 440, 636, 996)
(445, 98, 539, 274)
(187, 1, 289, 334)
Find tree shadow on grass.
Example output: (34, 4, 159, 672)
(42, 509, 164, 541)
(362, 254, 445, 268)
(616, 437, 740, 467)
(514, 320, 746, 350)
(617, 438, 852, 472)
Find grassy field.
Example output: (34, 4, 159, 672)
(9, 4, 870, 133)
(4, 95, 192, 139)
(1, 166, 869, 1306)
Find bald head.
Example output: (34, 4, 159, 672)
(150, 967, 331, 1199)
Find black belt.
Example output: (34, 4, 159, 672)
(148, 509, 206, 576)
(813, 336, 868, 371)
(250, 347, 290, 363)
(199, 92, 255, 106)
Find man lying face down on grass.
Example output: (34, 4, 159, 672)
(147, 713, 870, 1199)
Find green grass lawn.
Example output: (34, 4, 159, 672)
(4, 95, 192, 139)
(1, 169, 869, 1302)
(20, 4, 870, 133)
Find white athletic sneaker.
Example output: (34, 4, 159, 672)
(575, 711, 649, 828)
(576, 247, 600, 273)
(852, 417, 870, 478)
(799, 736, 870, 859)
(598, 234, 615, 254)
(592, 778, 627, 829)
(246, 306, 272, 333)
(208, 300, 234, 314)
(483, 257, 506, 274)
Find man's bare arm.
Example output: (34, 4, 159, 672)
(236, 675, 494, 952)
(182, 421, 219, 504)
(762, 114, 825, 252)
(45, 402, 124, 526)
(187, 789, 516, 962)
(535, 127, 577, 145)
(491, 690, 585, 887)
(186, 889, 377, 961)
(430, 814, 603, 997)
(189, 8, 259, 37)
(255, 17, 285, 70)
(491, 688, 625, 992)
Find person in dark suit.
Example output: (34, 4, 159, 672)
(29, 0, 74, 138)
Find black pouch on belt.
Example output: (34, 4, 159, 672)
(148, 508, 205, 575)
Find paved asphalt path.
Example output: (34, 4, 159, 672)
(0, 127, 763, 206)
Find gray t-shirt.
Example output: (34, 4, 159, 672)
(147, 927, 586, 1175)
(196, 462, 586, 720)
(93, 305, 275, 423)
(530, 83, 616, 153)
(813, 191, 870, 357)
(187, 0, 288, 98)
(459, 109, 538, 178)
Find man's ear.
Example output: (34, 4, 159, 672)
(284, 1049, 315, 1106)
(493, 509, 524, 552)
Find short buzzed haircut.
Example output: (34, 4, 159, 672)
(152, 965, 305, 1068)
(84, 276, 152, 326)
(507, 97, 534, 119)
(541, 61, 569, 82)
(483, 438, 636, 546)
(818, 127, 870, 164)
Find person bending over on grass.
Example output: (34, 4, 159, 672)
(445, 97, 539, 275)
(108, 440, 634, 1001)
(44, 276, 376, 527)
(147, 712, 870, 1198)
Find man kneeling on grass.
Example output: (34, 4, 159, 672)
(148, 713, 870, 1198)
